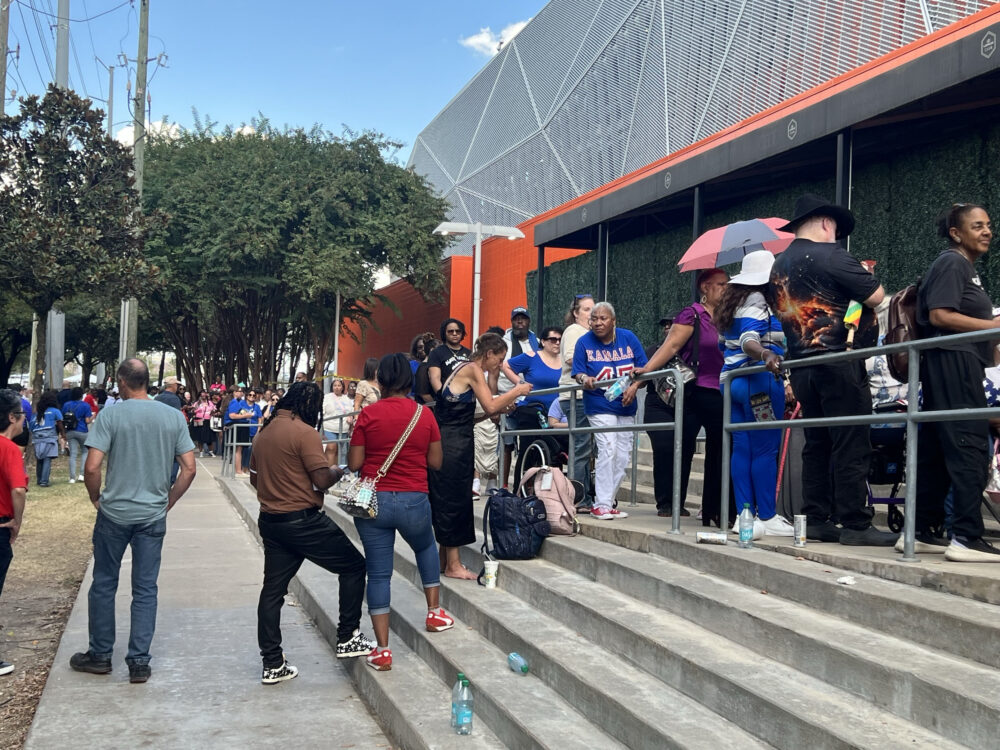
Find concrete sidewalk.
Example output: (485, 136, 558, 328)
(25, 459, 389, 749)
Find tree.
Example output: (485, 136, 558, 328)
(142, 120, 450, 387)
(0, 294, 33, 387)
(0, 85, 155, 395)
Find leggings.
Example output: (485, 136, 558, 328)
(727, 370, 784, 519)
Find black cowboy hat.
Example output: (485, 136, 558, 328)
(778, 193, 856, 239)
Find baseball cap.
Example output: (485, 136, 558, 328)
(510, 306, 530, 320)
(163, 376, 179, 386)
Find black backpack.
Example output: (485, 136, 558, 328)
(480, 488, 550, 561)
(62, 403, 79, 431)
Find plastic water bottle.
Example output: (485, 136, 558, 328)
(454, 678, 474, 735)
(604, 374, 630, 402)
(450, 672, 465, 728)
(739, 503, 754, 549)
(508, 652, 529, 675)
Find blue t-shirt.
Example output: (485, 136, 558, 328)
(225, 398, 249, 426)
(247, 403, 263, 437)
(30, 406, 62, 439)
(572, 328, 648, 416)
(507, 352, 561, 409)
(63, 400, 92, 433)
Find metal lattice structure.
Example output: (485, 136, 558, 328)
(409, 0, 993, 255)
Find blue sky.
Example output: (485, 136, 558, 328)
(3, 0, 545, 159)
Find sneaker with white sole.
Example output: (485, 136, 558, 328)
(262, 659, 298, 684)
(68, 478, 76, 484)
(426, 608, 455, 632)
(607, 508, 628, 519)
(77, 475, 84, 481)
(732, 517, 765, 540)
(336, 629, 377, 658)
(590, 507, 615, 520)
(944, 536, 1000, 562)
(759, 515, 795, 537)
(366, 647, 392, 671)
(0, 660, 13, 676)
(894, 532, 948, 555)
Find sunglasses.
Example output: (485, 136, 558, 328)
(544, 336, 561, 343)
(445, 328, 463, 334)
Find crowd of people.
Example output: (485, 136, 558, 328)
(2, 194, 999, 686)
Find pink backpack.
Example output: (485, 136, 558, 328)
(518, 465, 580, 536)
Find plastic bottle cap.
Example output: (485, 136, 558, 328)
(461, 678, 470, 686)
(743, 503, 750, 509)
(519, 665, 528, 673)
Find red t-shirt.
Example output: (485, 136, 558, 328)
(83, 394, 98, 414)
(0, 435, 28, 517)
(350, 398, 440, 493)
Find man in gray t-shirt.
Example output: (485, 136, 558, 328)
(69, 359, 196, 684)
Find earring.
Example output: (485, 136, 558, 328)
(700, 294, 707, 304)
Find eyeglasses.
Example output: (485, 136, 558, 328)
(544, 337, 561, 343)
(10, 410, 23, 417)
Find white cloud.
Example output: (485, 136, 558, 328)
(115, 119, 181, 147)
(460, 19, 531, 57)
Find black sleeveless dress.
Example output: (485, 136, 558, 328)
(428, 364, 477, 546)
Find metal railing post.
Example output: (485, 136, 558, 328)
(567, 394, 577, 482)
(901, 345, 920, 561)
(670, 369, 685, 535)
(629, 431, 638, 506)
(720, 373, 732, 534)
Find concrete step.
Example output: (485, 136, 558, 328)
(567, 507, 1000, 664)
(493, 556, 966, 750)
(219, 478, 506, 750)
(332, 512, 768, 750)
(537, 533, 1000, 749)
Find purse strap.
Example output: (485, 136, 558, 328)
(684, 304, 703, 374)
(374, 404, 423, 481)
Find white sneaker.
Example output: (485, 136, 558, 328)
(760, 515, 795, 537)
(472, 478, 481, 496)
(733, 516, 765, 540)
(68, 478, 76, 484)
(77, 475, 84, 482)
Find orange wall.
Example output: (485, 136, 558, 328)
(336, 238, 586, 376)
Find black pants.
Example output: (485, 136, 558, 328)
(645, 393, 679, 512)
(257, 509, 366, 668)
(789, 360, 874, 530)
(916, 348, 989, 540)
(0, 526, 11, 599)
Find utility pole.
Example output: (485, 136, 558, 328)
(46, 0, 70, 388)
(106, 64, 113, 133)
(1, 0, 10, 116)
(119, 0, 148, 362)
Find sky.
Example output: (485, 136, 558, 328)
(3, 0, 545, 159)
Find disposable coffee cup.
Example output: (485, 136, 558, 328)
(482, 559, 499, 589)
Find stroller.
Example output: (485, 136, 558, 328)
(867, 400, 908, 532)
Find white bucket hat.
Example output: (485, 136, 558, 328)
(728, 249, 775, 286)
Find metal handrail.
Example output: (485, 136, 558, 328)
(719, 326, 1000, 560)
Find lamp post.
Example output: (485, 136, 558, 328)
(433, 221, 525, 340)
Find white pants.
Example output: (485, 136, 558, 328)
(588, 413, 635, 511)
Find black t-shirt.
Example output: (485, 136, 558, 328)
(769, 239, 880, 359)
(918, 250, 994, 364)
(426, 344, 471, 393)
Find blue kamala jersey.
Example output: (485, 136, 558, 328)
(571, 328, 647, 416)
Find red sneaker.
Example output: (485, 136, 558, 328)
(607, 508, 629, 519)
(366, 647, 392, 671)
(425, 608, 455, 632)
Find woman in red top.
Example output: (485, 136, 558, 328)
(348, 353, 452, 671)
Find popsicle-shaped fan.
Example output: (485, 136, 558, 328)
(844, 300, 863, 350)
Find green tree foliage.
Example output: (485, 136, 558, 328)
(0, 85, 154, 394)
(142, 120, 450, 389)
(0, 296, 33, 387)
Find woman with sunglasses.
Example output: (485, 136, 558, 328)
(502, 325, 563, 421)
(427, 318, 471, 397)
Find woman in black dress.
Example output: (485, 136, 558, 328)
(429, 333, 532, 578)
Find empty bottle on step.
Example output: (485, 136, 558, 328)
(454, 678, 474, 735)
(508, 652, 529, 674)
(739, 503, 754, 549)
(450, 671, 465, 727)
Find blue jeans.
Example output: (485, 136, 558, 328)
(559, 398, 592, 499)
(67, 431, 88, 477)
(36, 456, 52, 485)
(354, 491, 439, 615)
(87, 511, 166, 665)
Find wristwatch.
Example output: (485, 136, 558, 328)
(576, 374, 587, 384)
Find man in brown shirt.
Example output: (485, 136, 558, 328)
(249, 382, 373, 684)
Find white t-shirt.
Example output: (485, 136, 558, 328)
(558, 322, 588, 399)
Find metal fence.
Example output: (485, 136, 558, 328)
(498, 328, 1000, 561)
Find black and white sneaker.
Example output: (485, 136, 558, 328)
(0, 660, 13, 676)
(336, 629, 377, 658)
(262, 659, 298, 684)
(945, 536, 1000, 563)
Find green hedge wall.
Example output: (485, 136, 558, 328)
(528, 122, 1000, 348)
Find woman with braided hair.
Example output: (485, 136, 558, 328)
(250, 381, 374, 684)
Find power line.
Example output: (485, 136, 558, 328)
(81, 0, 104, 99)
(14, 1, 45, 81)
(14, 0, 131, 23)
(26, 0, 54, 79)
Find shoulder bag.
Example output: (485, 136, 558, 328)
(335, 404, 423, 519)
(655, 304, 702, 407)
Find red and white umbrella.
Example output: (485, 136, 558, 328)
(678, 217, 794, 272)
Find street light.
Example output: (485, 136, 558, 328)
(433, 221, 525, 340)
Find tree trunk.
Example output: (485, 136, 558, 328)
(157, 349, 167, 387)
(32, 312, 48, 397)
(81, 353, 93, 389)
